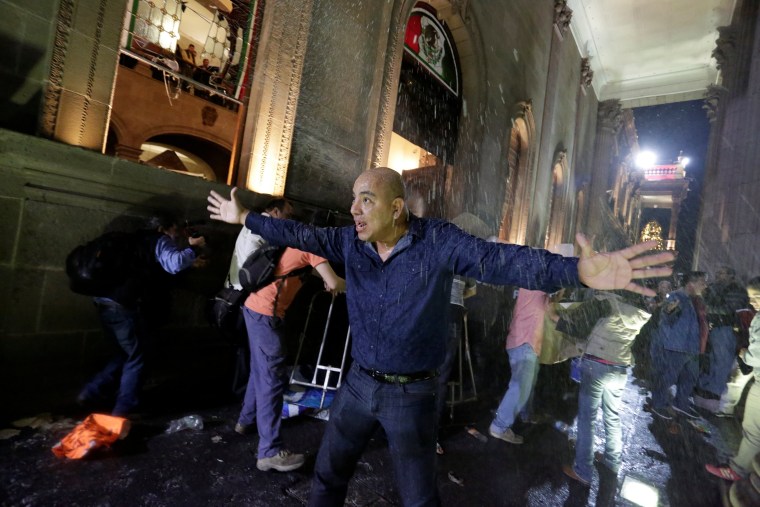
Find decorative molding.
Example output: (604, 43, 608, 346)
(580, 57, 593, 87)
(41, 0, 75, 138)
(553, 0, 573, 38)
(513, 99, 533, 120)
(553, 149, 568, 168)
(712, 25, 736, 72)
(201, 106, 219, 126)
(372, 2, 409, 168)
(597, 99, 623, 134)
(76, 0, 108, 146)
(702, 84, 727, 123)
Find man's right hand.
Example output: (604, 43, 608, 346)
(208, 187, 249, 225)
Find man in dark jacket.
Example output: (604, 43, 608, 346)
(77, 214, 205, 417)
(649, 271, 708, 420)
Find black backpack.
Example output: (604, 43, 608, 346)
(65, 231, 138, 296)
(238, 244, 310, 293)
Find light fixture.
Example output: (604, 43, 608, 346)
(680, 157, 690, 167)
(636, 150, 657, 169)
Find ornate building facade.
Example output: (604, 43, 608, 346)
(1, 0, 759, 415)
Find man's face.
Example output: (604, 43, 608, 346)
(688, 277, 707, 296)
(270, 203, 294, 220)
(748, 286, 760, 310)
(715, 269, 732, 283)
(350, 172, 400, 243)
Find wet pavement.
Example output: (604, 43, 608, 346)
(0, 364, 744, 506)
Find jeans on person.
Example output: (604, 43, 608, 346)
(82, 301, 149, 416)
(699, 325, 738, 396)
(238, 308, 287, 458)
(491, 343, 539, 432)
(649, 343, 699, 411)
(573, 357, 628, 484)
(730, 376, 760, 477)
(309, 363, 439, 507)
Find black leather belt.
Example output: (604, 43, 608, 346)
(358, 365, 438, 384)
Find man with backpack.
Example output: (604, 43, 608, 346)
(74, 213, 206, 417)
(218, 199, 294, 396)
(235, 243, 345, 472)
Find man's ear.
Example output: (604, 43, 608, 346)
(392, 197, 406, 219)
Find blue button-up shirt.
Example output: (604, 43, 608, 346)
(245, 212, 580, 372)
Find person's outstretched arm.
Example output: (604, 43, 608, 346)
(314, 262, 346, 295)
(576, 233, 674, 297)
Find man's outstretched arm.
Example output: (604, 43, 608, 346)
(208, 187, 249, 225)
(576, 233, 674, 297)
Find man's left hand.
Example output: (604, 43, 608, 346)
(576, 233, 674, 297)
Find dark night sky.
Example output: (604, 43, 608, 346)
(632, 100, 711, 274)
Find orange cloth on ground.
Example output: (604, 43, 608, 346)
(245, 248, 327, 318)
(52, 414, 130, 459)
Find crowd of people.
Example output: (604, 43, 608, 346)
(73, 166, 759, 506)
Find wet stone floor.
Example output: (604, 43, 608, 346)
(0, 366, 744, 507)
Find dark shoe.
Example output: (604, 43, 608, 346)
(650, 406, 674, 420)
(672, 405, 700, 419)
(705, 464, 742, 481)
(234, 422, 255, 435)
(563, 464, 590, 486)
(257, 449, 305, 472)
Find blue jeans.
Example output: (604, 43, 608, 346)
(573, 357, 627, 484)
(699, 325, 738, 396)
(82, 301, 149, 416)
(309, 363, 439, 507)
(239, 308, 287, 458)
(491, 343, 539, 431)
(649, 343, 699, 411)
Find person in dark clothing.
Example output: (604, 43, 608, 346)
(648, 271, 708, 420)
(77, 214, 205, 417)
(696, 266, 750, 403)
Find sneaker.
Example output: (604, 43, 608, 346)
(257, 449, 305, 472)
(672, 405, 700, 419)
(234, 422, 255, 435)
(705, 464, 742, 481)
(650, 406, 674, 420)
(489, 425, 524, 444)
(436, 441, 445, 455)
(562, 464, 590, 486)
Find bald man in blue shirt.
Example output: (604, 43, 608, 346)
(208, 167, 673, 507)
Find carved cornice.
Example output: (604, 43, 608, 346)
(702, 84, 728, 123)
(580, 58, 593, 87)
(712, 25, 737, 72)
(513, 99, 533, 119)
(554, 0, 573, 36)
(553, 149, 567, 167)
(41, 0, 75, 138)
(598, 99, 623, 134)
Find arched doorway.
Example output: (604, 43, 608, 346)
(545, 151, 568, 248)
(391, 1, 463, 218)
(499, 101, 536, 244)
(141, 134, 231, 181)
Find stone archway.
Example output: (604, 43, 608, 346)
(545, 150, 569, 248)
(499, 101, 536, 244)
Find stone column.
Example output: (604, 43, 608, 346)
(667, 198, 682, 251)
(586, 99, 623, 244)
(237, 0, 314, 195)
(40, 0, 125, 151)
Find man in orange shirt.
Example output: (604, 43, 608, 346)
(236, 247, 345, 472)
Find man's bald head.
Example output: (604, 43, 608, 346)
(359, 167, 406, 201)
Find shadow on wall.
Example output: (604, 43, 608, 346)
(0, 32, 47, 134)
